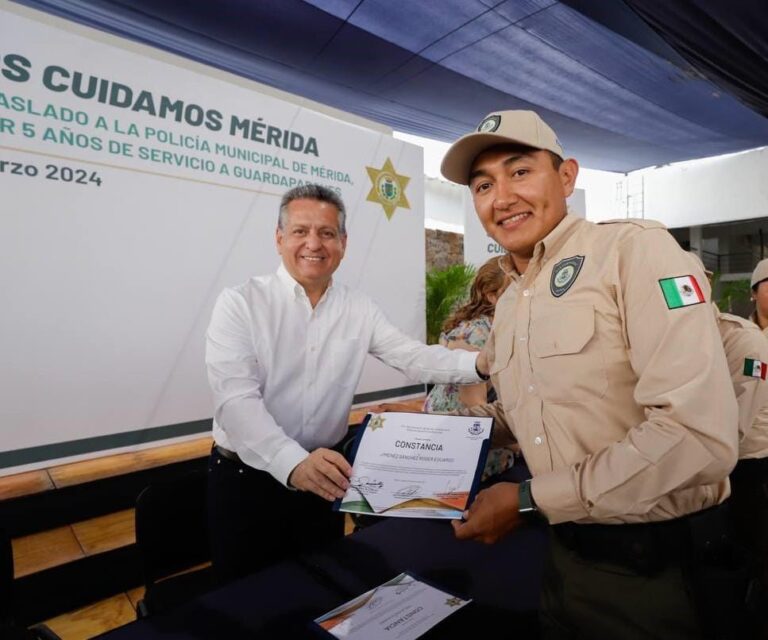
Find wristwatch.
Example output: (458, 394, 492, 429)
(518, 479, 542, 521)
(475, 361, 490, 381)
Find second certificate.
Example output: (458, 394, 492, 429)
(336, 412, 492, 519)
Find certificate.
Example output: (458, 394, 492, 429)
(313, 572, 471, 640)
(335, 412, 491, 519)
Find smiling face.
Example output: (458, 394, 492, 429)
(469, 145, 578, 273)
(276, 198, 346, 298)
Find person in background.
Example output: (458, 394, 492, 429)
(750, 259, 768, 335)
(692, 253, 768, 630)
(205, 183, 487, 584)
(375, 256, 521, 480)
(422, 256, 517, 479)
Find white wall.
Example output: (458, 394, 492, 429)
(576, 168, 624, 222)
(424, 176, 464, 232)
(631, 147, 768, 228)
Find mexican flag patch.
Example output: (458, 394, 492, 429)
(658, 275, 705, 309)
(744, 358, 768, 380)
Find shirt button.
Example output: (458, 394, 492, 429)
(523, 289, 530, 297)
(528, 384, 535, 393)
(310, 346, 316, 352)
(519, 336, 527, 342)
(534, 436, 543, 445)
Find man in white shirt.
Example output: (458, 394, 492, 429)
(206, 184, 485, 582)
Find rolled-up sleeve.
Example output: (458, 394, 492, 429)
(533, 229, 738, 523)
(206, 289, 307, 486)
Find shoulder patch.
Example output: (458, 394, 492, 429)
(659, 275, 705, 309)
(598, 218, 666, 230)
(744, 358, 768, 380)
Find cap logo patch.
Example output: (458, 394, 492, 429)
(550, 255, 584, 297)
(477, 115, 501, 133)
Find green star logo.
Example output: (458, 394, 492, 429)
(365, 158, 410, 220)
(369, 415, 385, 431)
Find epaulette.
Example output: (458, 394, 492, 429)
(597, 218, 666, 230)
(719, 311, 761, 332)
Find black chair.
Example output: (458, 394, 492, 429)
(0, 528, 61, 640)
(134, 471, 213, 617)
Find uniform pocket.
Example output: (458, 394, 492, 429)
(531, 305, 607, 403)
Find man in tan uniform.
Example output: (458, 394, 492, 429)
(442, 110, 743, 638)
(692, 254, 768, 626)
(716, 304, 768, 622)
(750, 259, 768, 335)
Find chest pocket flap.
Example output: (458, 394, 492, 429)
(532, 305, 595, 357)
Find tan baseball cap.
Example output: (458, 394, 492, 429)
(751, 259, 768, 288)
(441, 110, 564, 185)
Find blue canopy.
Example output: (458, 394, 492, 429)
(15, 0, 768, 171)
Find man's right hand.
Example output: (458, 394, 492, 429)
(451, 482, 523, 543)
(288, 448, 352, 501)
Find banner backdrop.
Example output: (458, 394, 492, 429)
(0, 5, 425, 474)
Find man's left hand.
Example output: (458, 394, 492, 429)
(451, 482, 523, 544)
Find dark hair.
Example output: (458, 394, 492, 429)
(278, 184, 346, 234)
(443, 257, 509, 334)
(547, 150, 564, 170)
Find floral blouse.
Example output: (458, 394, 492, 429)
(423, 315, 515, 480)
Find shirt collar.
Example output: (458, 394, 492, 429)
(276, 263, 335, 302)
(499, 214, 584, 280)
(536, 213, 584, 262)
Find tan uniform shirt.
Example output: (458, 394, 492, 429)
(469, 215, 737, 525)
(748, 311, 768, 338)
(717, 308, 768, 460)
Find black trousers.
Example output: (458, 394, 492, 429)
(729, 457, 768, 634)
(730, 458, 768, 578)
(541, 504, 753, 640)
(541, 528, 699, 640)
(207, 447, 344, 585)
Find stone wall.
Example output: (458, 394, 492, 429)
(425, 229, 464, 271)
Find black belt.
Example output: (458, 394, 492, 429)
(553, 504, 731, 576)
(213, 444, 242, 464)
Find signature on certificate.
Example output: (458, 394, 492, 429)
(394, 485, 420, 498)
(351, 476, 384, 493)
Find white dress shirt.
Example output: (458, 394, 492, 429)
(206, 264, 480, 486)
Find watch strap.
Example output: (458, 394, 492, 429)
(519, 478, 538, 514)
